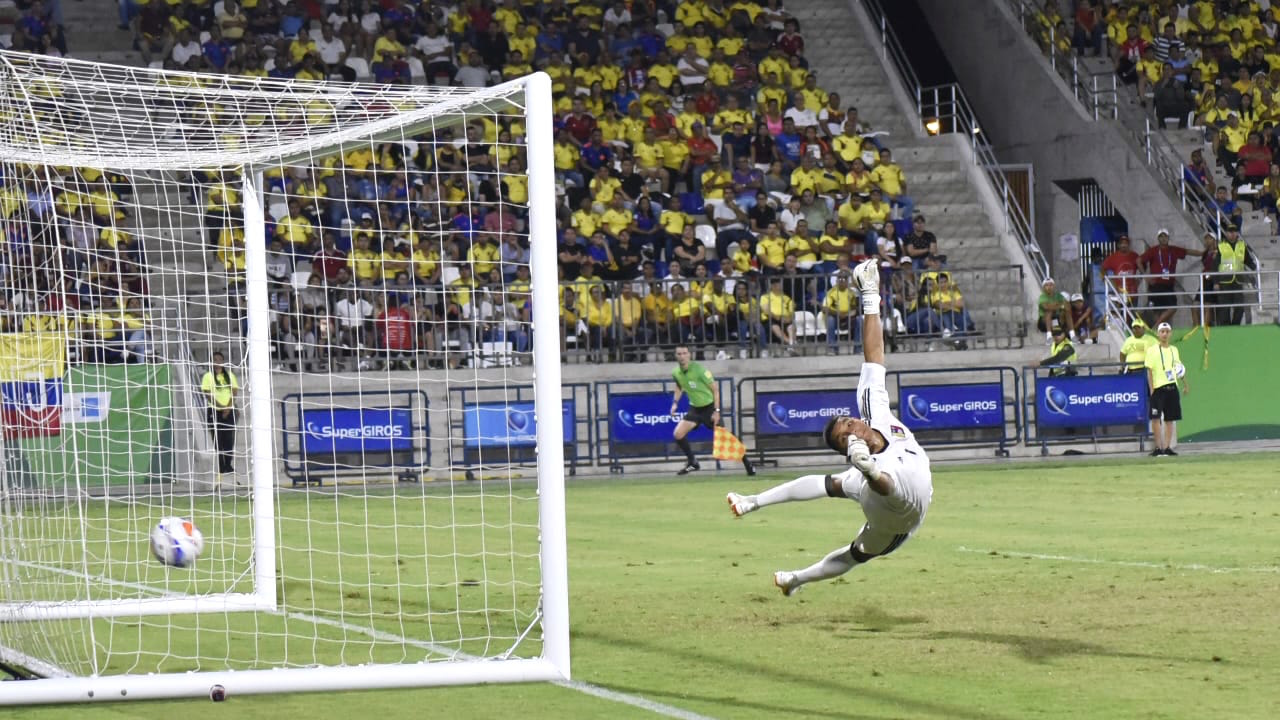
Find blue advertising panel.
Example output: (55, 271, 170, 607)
(302, 407, 413, 455)
(462, 400, 576, 449)
(609, 392, 711, 444)
(755, 390, 859, 436)
(1035, 374, 1147, 428)
(899, 383, 1004, 430)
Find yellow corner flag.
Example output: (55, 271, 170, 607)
(712, 426, 746, 461)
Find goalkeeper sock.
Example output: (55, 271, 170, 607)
(792, 546, 859, 587)
(754, 474, 827, 508)
(861, 292, 881, 316)
(675, 436, 694, 462)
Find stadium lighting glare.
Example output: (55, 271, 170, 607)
(924, 118, 941, 135)
(972, 125, 982, 135)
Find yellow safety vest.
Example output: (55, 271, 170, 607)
(1048, 338, 1077, 377)
(1218, 240, 1247, 283)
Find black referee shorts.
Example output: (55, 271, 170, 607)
(1149, 384, 1182, 421)
(683, 403, 717, 429)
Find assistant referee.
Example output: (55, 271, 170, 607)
(1145, 322, 1190, 457)
(670, 344, 755, 477)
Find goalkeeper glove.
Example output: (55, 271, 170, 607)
(847, 438, 880, 482)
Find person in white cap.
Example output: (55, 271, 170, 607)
(1036, 277, 1072, 344)
(1068, 292, 1098, 343)
(1144, 321, 1190, 456)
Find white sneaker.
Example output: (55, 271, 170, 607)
(773, 570, 801, 597)
(760, 349, 770, 358)
(726, 492, 757, 518)
(851, 259, 880, 295)
(738, 348, 748, 359)
(716, 349, 729, 361)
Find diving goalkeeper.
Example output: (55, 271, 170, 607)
(726, 259, 934, 596)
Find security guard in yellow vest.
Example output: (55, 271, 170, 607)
(1215, 225, 1252, 326)
(1037, 325, 1078, 376)
(200, 350, 239, 479)
(1119, 316, 1157, 373)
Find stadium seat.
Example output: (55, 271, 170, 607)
(476, 341, 514, 368)
(794, 311, 822, 338)
(694, 224, 716, 250)
(407, 57, 425, 84)
(345, 57, 371, 81)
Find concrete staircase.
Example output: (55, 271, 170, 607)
(788, 0, 1026, 334)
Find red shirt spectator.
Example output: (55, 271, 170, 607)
(1140, 232, 1188, 287)
(312, 242, 348, 283)
(377, 302, 414, 351)
(694, 88, 719, 116)
(563, 109, 597, 144)
(648, 107, 676, 134)
(1237, 135, 1272, 180)
(776, 26, 804, 57)
(1120, 35, 1147, 63)
(1101, 235, 1141, 295)
(687, 127, 718, 165)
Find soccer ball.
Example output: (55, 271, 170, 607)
(150, 517, 204, 568)
(1174, 362, 1186, 379)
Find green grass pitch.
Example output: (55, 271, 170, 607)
(7, 452, 1280, 719)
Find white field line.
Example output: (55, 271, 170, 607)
(957, 546, 1280, 574)
(0, 558, 717, 719)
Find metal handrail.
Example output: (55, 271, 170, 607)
(1001, 0, 1225, 244)
(861, 0, 1051, 287)
(1101, 268, 1276, 333)
(1006, 0, 1119, 121)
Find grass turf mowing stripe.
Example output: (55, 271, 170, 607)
(957, 546, 1280, 574)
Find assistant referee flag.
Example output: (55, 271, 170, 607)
(713, 426, 746, 461)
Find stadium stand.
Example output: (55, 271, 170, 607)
(1007, 0, 1278, 327)
(5, 0, 1039, 371)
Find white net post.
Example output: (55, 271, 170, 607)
(0, 52, 568, 704)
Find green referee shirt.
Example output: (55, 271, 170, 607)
(673, 362, 716, 408)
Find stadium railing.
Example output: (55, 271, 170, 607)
(1000, 0, 1227, 243)
(1101, 268, 1279, 331)
(557, 264, 1029, 365)
(1003, 0, 1119, 121)
(1021, 361, 1152, 454)
(860, 0, 1052, 288)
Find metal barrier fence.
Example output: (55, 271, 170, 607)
(279, 389, 431, 486)
(860, 0, 1052, 287)
(1022, 362, 1150, 454)
(735, 366, 1021, 463)
(447, 383, 593, 478)
(560, 265, 1030, 364)
(592, 378, 736, 472)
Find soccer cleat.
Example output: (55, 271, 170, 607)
(851, 258, 880, 295)
(1164, 448, 1178, 456)
(726, 492, 757, 517)
(773, 570, 800, 597)
(743, 457, 757, 476)
(677, 461, 701, 476)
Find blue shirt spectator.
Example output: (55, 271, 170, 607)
(776, 128, 802, 166)
(279, 8, 305, 38)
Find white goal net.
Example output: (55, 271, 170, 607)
(0, 51, 567, 703)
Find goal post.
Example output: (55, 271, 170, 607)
(0, 51, 568, 703)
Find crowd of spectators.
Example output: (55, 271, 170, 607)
(4, 0, 986, 373)
(0, 2, 157, 364)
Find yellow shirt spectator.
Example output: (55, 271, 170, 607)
(633, 139, 664, 170)
(701, 167, 732, 200)
(756, 235, 786, 269)
(468, 242, 499, 276)
(349, 247, 381, 282)
(572, 208, 601, 238)
(660, 208, 691, 235)
(870, 163, 905, 196)
(590, 174, 622, 204)
(659, 139, 690, 171)
(600, 206, 633, 236)
(275, 214, 313, 246)
(759, 291, 794, 321)
(785, 234, 818, 264)
(554, 140, 580, 171)
(824, 285, 856, 315)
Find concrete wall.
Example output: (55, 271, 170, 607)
(913, 0, 1200, 284)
